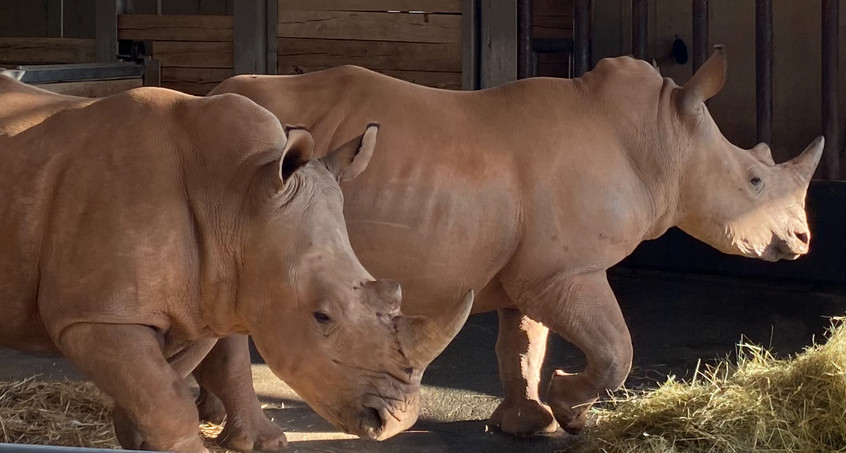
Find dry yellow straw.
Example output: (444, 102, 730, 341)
(575, 317, 846, 452)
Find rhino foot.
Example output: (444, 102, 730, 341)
(216, 413, 288, 452)
(546, 370, 596, 435)
(113, 405, 209, 453)
(488, 398, 558, 436)
(196, 389, 227, 425)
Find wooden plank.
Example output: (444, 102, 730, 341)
(162, 80, 223, 95)
(151, 41, 233, 68)
(534, 14, 574, 40)
(161, 67, 234, 83)
(278, 10, 461, 43)
(118, 14, 234, 41)
(534, 0, 573, 16)
(279, 0, 461, 13)
(34, 78, 144, 97)
(0, 38, 96, 64)
(277, 63, 460, 89)
(277, 38, 460, 72)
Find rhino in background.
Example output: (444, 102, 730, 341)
(202, 46, 823, 444)
(0, 78, 472, 452)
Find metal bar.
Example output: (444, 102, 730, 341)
(1, 62, 146, 84)
(0, 444, 147, 453)
(573, 0, 590, 76)
(143, 58, 160, 86)
(821, 0, 840, 179)
(692, 0, 708, 71)
(632, 0, 648, 60)
(461, 0, 480, 90)
(755, 0, 773, 144)
(517, 0, 533, 79)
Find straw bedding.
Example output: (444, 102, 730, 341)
(0, 319, 844, 452)
(575, 318, 846, 452)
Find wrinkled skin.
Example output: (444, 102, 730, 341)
(0, 78, 471, 452)
(203, 48, 823, 440)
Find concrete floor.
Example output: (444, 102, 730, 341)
(1, 269, 844, 452)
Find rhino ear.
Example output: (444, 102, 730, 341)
(677, 46, 726, 112)
(750, 142, 775, 166)
(319, 123, 379, 182)
(278, 126, 314, 183)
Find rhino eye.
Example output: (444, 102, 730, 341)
(750, 176, 762, 186)
(313, 312, 331, 324)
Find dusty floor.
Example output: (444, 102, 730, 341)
(0, 269, 843, 452)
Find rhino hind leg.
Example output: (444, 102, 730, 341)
(57, 323, 208, 453)
(508, 270, 633, 434)
(192, 334, 288, 452)
(489, 306, 558, 435)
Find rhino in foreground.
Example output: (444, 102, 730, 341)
(0, 78, 472, 452)
(201, 47, 824, 444)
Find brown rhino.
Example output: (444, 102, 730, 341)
(201, 47, 824, 444)
(0, 77, 472, 452)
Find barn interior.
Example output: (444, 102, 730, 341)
(0, 1, 844, 452)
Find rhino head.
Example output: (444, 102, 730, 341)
(236, 124, 472, 440)
(671, 48, 823, 262)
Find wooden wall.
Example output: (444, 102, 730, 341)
(534, 0, 574, 78)
(277, 0, 463, 90)
(118, 14, 234, 95)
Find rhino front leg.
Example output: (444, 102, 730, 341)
(57, 323, 207, 453)
(489, 307, 557, 435)
(514, 271, 633, 434)
(193, 334, 288, 452)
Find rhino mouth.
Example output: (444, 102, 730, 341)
(357, 393, 415, 441)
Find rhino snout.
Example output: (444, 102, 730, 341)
(354, 393, 419, 441)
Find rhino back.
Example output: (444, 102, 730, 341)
(0, 75, 94, 136)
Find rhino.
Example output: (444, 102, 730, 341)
(200, 47, 825, 444)
(0, 77, 473, 452)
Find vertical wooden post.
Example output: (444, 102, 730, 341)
(462, 0, 480, 90)
(632, 0, 647, 60)
(480, 0, 517, 88)
(755, 0, 773, 145)
(46, 0, 63, 38)
(266, 0, 277, 74)
(692, 0, 708, 71)
(821, 0, 840, 179)
(234, 0, 268, 75)
(96, 0, 130, 62)
(573, 0, 591, 77)
(517, 0, 533, 79)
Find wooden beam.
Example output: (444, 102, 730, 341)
(279, 0, 461, 13)
(0, 38, 96, 64)
(34, 78, 143, 97)
(118, 14, 234, 41)
(151, 41, 233, 68)
(278, 10, 462, 44)
(277, 38, 461, 72)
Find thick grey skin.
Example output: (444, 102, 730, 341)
(0, 79, 471, 452)
(201, 49, 822, 440)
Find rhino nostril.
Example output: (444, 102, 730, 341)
(795, 231, 809, 245)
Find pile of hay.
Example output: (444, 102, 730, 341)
(576, 318, 846, 453)
(0, 377, 114, 447)
(0, 376, 227, 450)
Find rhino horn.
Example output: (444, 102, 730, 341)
(396, 290, 474, 368)
(784, 136, 824, 183)
(678, 45, 726, 111)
